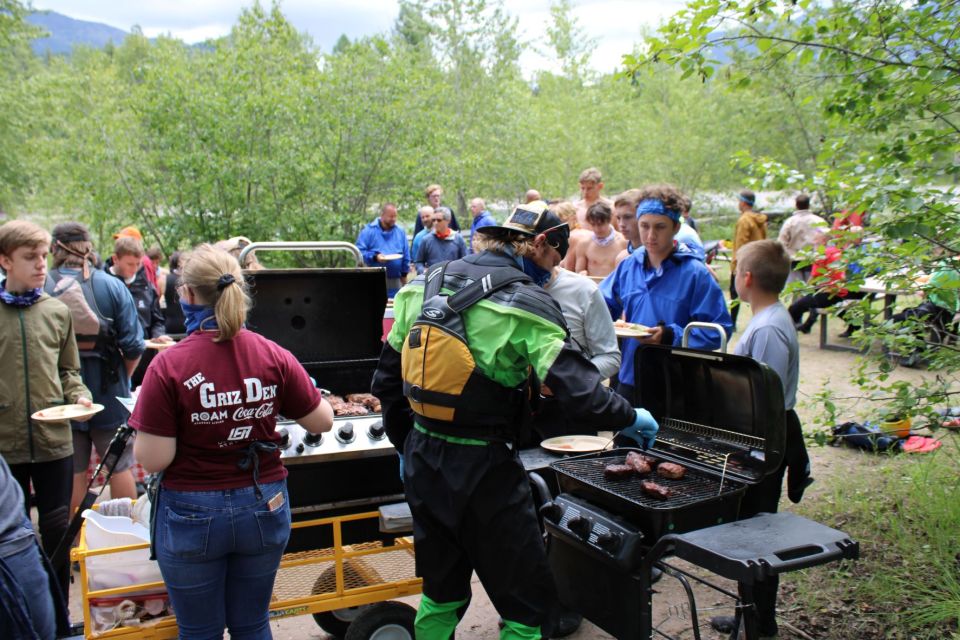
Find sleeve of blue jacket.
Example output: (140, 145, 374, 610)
(356, 226, 379, 267)
(666, 269, 733, 348)
(401, 229, 411, 276)
(599, 266, 624, 320)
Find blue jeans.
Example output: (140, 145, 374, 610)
(0, 519, 57, 640)
(155, 480, 290, 640)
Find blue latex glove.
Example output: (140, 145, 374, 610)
(621, 408, 659, 450)
(397, 452, 405, 484)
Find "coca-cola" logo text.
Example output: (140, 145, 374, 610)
(232, 402, 275, 421)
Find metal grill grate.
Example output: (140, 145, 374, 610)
(656, 417, 765, 472)
(552, 452, 744, 511)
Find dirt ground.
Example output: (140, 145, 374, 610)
(69, 312, 938, 639)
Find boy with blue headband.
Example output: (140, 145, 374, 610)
(599, 184, 733, 400)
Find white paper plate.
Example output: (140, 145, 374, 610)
(540, 435, 611, 454)
(380, 253, 403, 261)
(614, 322, 652, 338)
(144, 339, 175, 350)
(32, 403, 104, 422)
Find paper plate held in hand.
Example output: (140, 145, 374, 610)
(541, 435, 611, 454)
(380, 253, 403, 261)
(614, 321, 652, 338)
(32, 403, 104, 422)
(144, 338, 175, 350)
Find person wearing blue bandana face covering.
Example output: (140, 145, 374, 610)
(131, 245, 333, 640)
(599, 184, 733, 403)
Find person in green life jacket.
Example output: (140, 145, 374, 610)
(372, 201, 659, 640)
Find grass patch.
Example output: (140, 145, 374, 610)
(787, 438, 960, 639)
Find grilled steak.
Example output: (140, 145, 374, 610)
(346, 393, 381, 413)
(640, 480, 673, 500)
(624, 451, 652, 475)
(657, 462, 686, 480)
(603, 464, 636, 480)
(334, 402, 369, 417)
(325, 394, 345, 407)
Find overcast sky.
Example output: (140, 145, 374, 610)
(32, 0, 687, 74)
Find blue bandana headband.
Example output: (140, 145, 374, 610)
(738, 193, 755, 206)
(636, 198, 680, 223)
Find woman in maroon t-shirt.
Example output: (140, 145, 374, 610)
(130, 244, 333, 639)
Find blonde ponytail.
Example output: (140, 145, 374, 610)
(180, 244, 250, 341)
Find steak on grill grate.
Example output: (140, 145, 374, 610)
(640, 480, 673, 500)
(334, 402, 369, 417)
(625, 451, 653, 475)
(657, 462, 686, 480)
(346, 393, 381, 413)
(603, 464, 636, 480)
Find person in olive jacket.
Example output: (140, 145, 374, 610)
(0, 220, 92, 601)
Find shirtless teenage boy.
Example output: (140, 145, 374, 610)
(573, 201, 626, 278)
(575, 167, 613, 228)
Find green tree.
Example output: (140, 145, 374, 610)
(544, 0, 595, 83)
(0, 0, 42, 211)
(634, 0, 960, 519)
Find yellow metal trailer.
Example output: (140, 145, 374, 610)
(71, 510, 421, 639)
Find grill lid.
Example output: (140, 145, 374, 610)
(245, 268, 387, 365)
(631, 345, 786, 483)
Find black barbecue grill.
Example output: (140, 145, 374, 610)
(242, 243, 403, 553)
(551, 448, 747, 543)
(543, 344, 858, 640)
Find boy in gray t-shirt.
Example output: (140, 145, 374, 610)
(714, 239, 813, 640)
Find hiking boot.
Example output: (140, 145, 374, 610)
(709, 616, 778, 640)
(552, 611, 583, 638)
(710, 615, 737, 633)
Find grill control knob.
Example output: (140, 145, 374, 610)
(539, 502, 563, 523)
(596, 531, 622, 552)
(368, 421, 386, 440)
(277, 428, 290, 450)
(303, 432, 323, 448)
(295, 443, 305, 454)
(567, 515, 591, 539)
(336, 423, 355, 444)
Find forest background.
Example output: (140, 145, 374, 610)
(1, 0, 836, 254)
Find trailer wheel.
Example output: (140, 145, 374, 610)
(313, 606, 368, 638)
(343, 601, 416, 640)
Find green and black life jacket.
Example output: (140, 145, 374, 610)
(400, 257, 565, 438)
